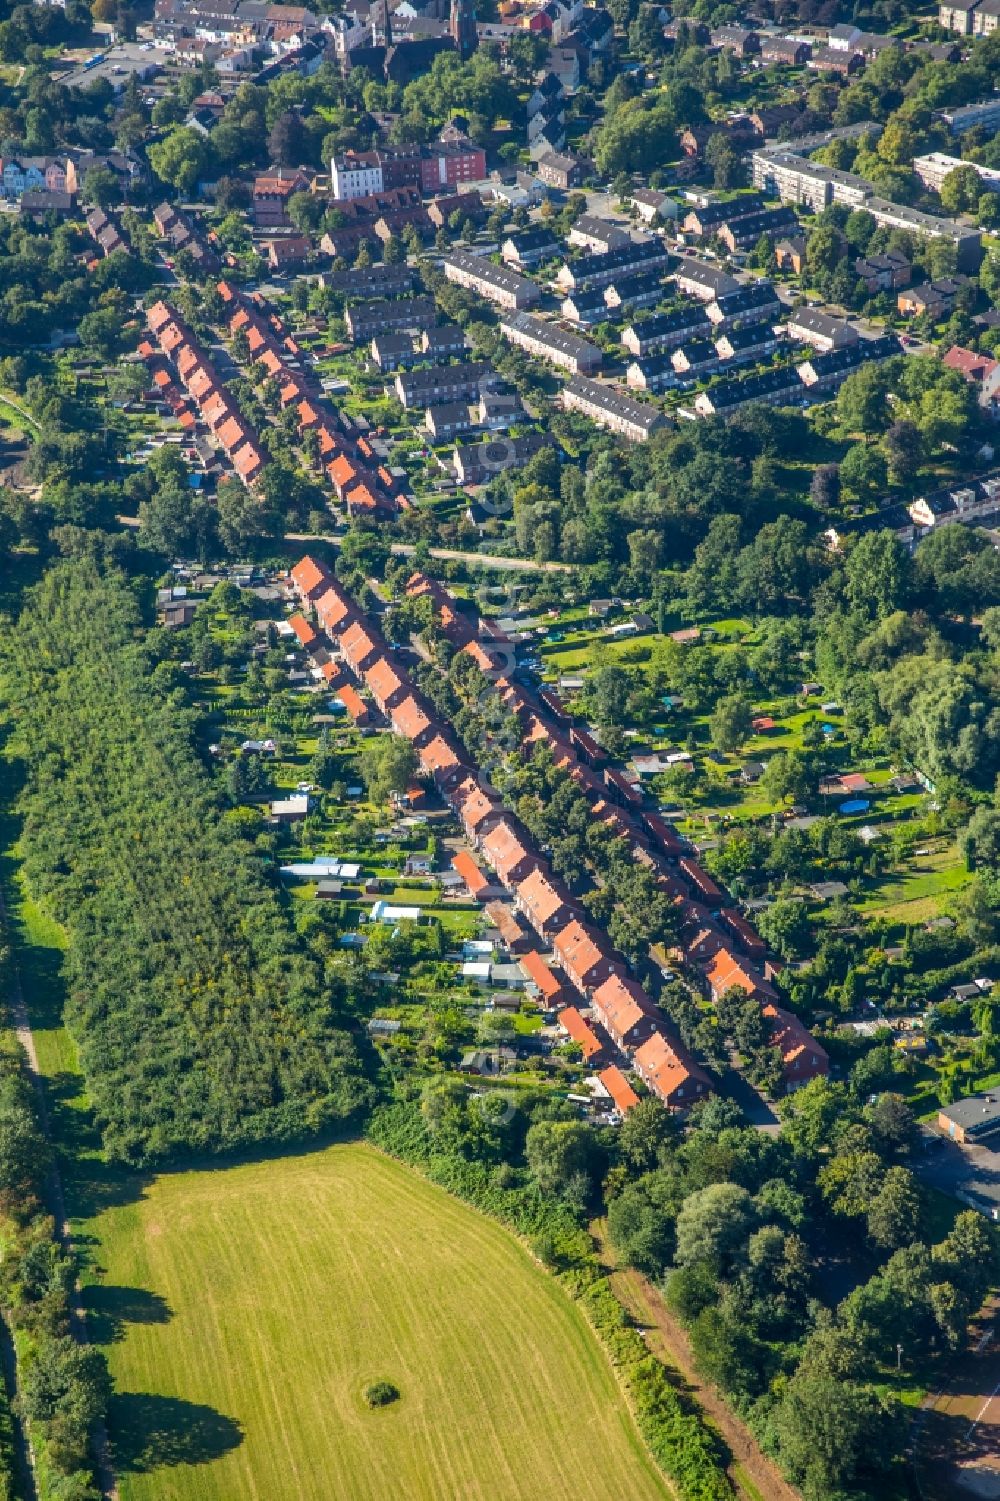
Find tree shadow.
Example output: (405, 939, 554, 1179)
(82, 1284, 172, 1345)
(109, 1393, 243, 1473)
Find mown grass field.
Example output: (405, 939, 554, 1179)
(90, 1144, 671, 1501)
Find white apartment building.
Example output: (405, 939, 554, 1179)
(912, 151, 1000, 193)
(330, 153, 383, 202)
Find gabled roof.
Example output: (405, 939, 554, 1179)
(592, 973, 655, 1040)
(340, 618, 382, 670)
(705, 946, 773, 1000)
(217, 415, 249, 452)
(418, 733, 463, 779)
(328, 453, 361, 490)
(763, 1004, 828, 1074)
(557, 1006, 604, 1060)
(517, 867, 571, 927)
(334, 682, 369, 723)
(231, 442, 265, 480)
(634, 1030, 708, 1103)
(365, 656, 407, 707)
(519, 949, 565, 999)
(553, 918, 613, 985)
(292, 555, 333, 602)
(485, 900, 529, 947)
(481, 819, 536, 882)
(315, 584, 355, 634)
(391, 694, 434, 742)
(600, 1064, 640, 1115)
(458, 780, 502, 833)
(288, 613, 318, 648)
(451, 849, 491, 895)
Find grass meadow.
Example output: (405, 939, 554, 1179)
(87, 1145, 671, 1501)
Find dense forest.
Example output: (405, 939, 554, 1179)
(0, 560, 371, 1165)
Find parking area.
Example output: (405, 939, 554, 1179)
(913, 1129, 1000, 1220)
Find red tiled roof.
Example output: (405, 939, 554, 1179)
(288, 613, 318, 649)
(291, 555, 332, 601)
(391, 694, 433, 742)
(217, 415, 248, 452)
(231, 442, 265, 481)
(328, 453, 360, 492)
(456, 778, 501, 835)
(334, 682, 369, 723)
(516, 868, 571, 929)
(341, 619, 382, 673)
(943, 344, 998, 383)
(519, 949, 564, 1000)
(705, 946, 773, 1000)
(592, 973, 655, 1044)
(558, 1006, 604, 1061)
(481, 819, 537, 885)
(553, 918, 615, 989)
(600, 1064, 640, 1115)
(419, 734, 462, 780)
(347, 484, 388, 514)
(315, 584, 354, 634)
(451, 849, 491, 896)
(365, 656, 407, 709)
(633, 1030, 708, 1107)
(147, 300, 173, 333)
(763, 1004, 829, 1079)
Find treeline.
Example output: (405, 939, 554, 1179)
(0, 937, 109, 1501)
(368, 1096, 733, 1501)
(607, 1079, 999, 1501)
(2, 560, 371, 1166)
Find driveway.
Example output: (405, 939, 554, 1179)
(912, 1129, 1000, 1218)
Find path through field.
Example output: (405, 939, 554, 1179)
(591, 1220, 799, 1501)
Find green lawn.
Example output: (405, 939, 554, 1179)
(855, 846, 971, 921)
(87, 1144, 671, 1501)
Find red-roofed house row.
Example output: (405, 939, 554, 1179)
(145, 300, 266, 487)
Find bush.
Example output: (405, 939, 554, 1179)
(364, 1381, 400, 1408)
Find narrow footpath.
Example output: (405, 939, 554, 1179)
(592, 1221, 801, 1501)
(0, 884, 119, 1501)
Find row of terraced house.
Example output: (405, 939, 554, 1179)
(145, 299, 268, 484)
(288, 555, 829, 1114)
(216, 279, 398, 517)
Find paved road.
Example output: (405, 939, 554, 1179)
(284, 533, 573, 572)
(117, 515, 570, 572)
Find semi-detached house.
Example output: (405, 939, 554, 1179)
(591, 974, 657, 1050)
(514, 867, 575, 937)
(481, 819, 542, 887)
(552, 919, 620, 996)
(633, 1031, 710, 1110)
